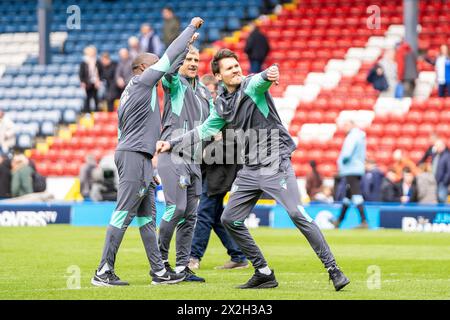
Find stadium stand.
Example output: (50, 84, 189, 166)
(205, 0, 450, 177)
(0, 0, 449, 180)
(0, 0, 266, 176)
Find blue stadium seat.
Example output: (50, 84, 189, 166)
(46, 87, 62, 99)
(54, 75, 70, 87)
(32, 65, 47, 76)
(63, 109, 77, 123)
(26, 75, 41, 87)
(247, 6, 261, 19)
(46, 65, 60, 75)
(13, 76, 28, 88)
(41, 75, 55, 87)
(227, 17, 241, 30)
(19, 88, 33, 99)
(16, 133, 33, 149)
(4, 88, 19, 99)
(207, 29, 221, 42)
(32, 88, 47, 99)
(0, 76, 13, 88)
(41, 121, 56, 136)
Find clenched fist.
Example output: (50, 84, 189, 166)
(267, 64, 279, 85)
(156, 141, 171, 154)
(190, 17, 204, 29)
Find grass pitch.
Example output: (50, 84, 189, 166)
(0, 226, 449, 300)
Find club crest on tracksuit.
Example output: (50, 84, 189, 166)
(280, 178, 287, 190)
(138, 187, 147, 198)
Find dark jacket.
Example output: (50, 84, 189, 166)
(244, 28, 270, 62)
(381, 178, 402, 202)
(79, 60, 102, 88)
(433, 150, 450, 186)
(0, 156, 11, 198)
(99, 61, 118, 95)
(361, 168, 384, 201)
(202, 127, 241, 197)
(367, 64, 389, 91)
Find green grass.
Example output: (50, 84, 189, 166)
(0, 226, 449, 300)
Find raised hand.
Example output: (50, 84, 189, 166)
(190, 17, 204, 29)
(267, 64, 279, 85)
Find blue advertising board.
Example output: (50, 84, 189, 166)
(0, 203, 72, 226)
(269, 203, 380, 229)
(379, 204, 450, 230)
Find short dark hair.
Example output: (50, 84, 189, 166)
(163, 6, 173, 12)
(211, 49, 239, 75)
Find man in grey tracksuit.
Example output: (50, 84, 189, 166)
(157, 46, 210, 281)
(91, 18, 204, 287)
(156, 49, 350, 291)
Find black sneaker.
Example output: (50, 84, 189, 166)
(164, 261, 175, 273)
(150, 270, 185, 285)
(91, 270, 129, 287)
(328, 265, 350, 291)
(183, 267, 205, 282)
(237, 269, 278, 289)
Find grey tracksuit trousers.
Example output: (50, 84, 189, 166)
(157, 152, 201, 267)
(98, 151, 164, 273)
(221, 159, 336, 269)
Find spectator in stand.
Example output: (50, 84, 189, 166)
(395, 40, 418, 98)
(0, 154, 11, 198)
(378, 49, 398, 97)
(432, 139, 450, 203)
(99, 52, 119, 112)
(416, 162, 438, 204)
(417, 133, 440, 165)
(305, 160, 323, 201)
(367, 63, 389, 92)
(79, 154, 97, 200)
(11, 153, 33, 198)
(381, 168, 402, 202)
(128, 36, 141, 61)
(392, 149, 418, 182)
(399, 167, 418, 204)
(115, 48, 133, 96)
(334, 120, 368, 229)
(435, 44, 450, 97)
(0, 110, 16, 155)
(162, 6, 180, 48)
(361, 159, 384, 202)
(139, 23, 164, 57)
(244, 22, 270, 74)
(79, 46, 102, 113)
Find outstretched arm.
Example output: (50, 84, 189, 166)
(245, 64, 279, 95)
(140, 18, 203, 87)
(156, 107, 227, 154)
